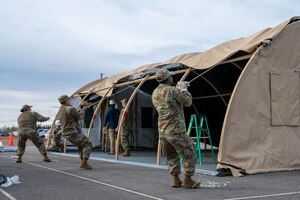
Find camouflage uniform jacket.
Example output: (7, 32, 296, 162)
(152, 83, 192, 135)
(50, 106, 64, 137)
(59, 105, 85, 137)
(17, 111, 49, 131)
(53, 126, 62, 136)
(119, 108, 133, 129)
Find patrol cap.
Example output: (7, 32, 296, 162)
(155, 68, 174, 82)
(109, 99, 115, 105)
(58, 95, 70, 104)
(55, 120, 61, 126)
(120, 98, 127, 104)
(20, 105, 32, 112)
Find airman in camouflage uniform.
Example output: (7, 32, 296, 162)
(116, 98, 133, 157)
(58, 95, 93, 170)
(152, 68, 200, 189)
(47, 120, 64, 152)
(16, 105, 51, 163)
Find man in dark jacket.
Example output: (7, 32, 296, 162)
(103, 100, 120, 155)
(16, 105, 51, 163)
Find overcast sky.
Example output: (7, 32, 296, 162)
(0, 0, 299, 127)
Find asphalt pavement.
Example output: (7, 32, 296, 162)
(0, 146, 300, 200)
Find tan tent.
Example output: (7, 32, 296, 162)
(216, 17, 300, 176)
(73, 17, 300, 176)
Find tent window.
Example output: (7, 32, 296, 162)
(270, 73, 300, 126)
(84, 107, 94, 128)
(141, 107, 153, 128)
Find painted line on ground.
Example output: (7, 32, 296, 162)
(222, 191, 300, 200)
(0, 188, 17, 200)
(0, 155, 164, 200)
(51, 152, 218, 176)
(27, 162, 164, 200)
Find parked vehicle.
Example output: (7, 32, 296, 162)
(37, 129, 49, 138)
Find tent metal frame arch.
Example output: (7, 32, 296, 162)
(115, 75, 150, 160)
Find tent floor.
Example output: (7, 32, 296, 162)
(50, 147, 218, 176)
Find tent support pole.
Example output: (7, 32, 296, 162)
(134, 94, 138, 149)
(115, 75, 150, 160)
(87, 84, 115, 140)
(102, 100, 109, 151)
(190, 70, 228, 107)
(193, 93, 232, 100)
(76, 91, 92, 109)
(231, 63, 243, 71)
(192, 103, 200, 117)
(93, 69, 188, 94)
(201, 76, 228, 107)
(63, 85, 115, 153)
(47, 113, 60, 149)
(156, 69, 191, 165)
(220, 54, 252, 65)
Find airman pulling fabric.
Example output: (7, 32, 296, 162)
(152, 83, 192, 135)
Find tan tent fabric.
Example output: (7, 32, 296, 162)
(218, 19, 300, 175)
(162, 52, 201, 64)
(90, 52, 201, 96)
(91, 72, 131, 96)
(181, 20, 288, 69)
(74, 16, 300, 175)
(72, 78, 107, 97)
(89, 19, 289, 98)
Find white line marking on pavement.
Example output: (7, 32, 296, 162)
(0, 188, 17, 200)
(52, 152, 218, 176)
(26, 162, 164, 200)
(1, 154, 164, 200)
(223, 191, 300, 200)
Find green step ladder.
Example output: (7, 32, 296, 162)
(185, 114, 217, 165)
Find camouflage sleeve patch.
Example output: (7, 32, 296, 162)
(173, 87, 192, 107)
(67, 106, 80, 121)
(33, 111, 50, 122)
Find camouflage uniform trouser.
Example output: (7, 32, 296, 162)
(50, 131, 64, 149)
(17, 129, 47, 156)
(64, 132, 92, 161)
(160, 132, 196, 176)
(108, 129, 116, 154)
(121, 128, 130, 151)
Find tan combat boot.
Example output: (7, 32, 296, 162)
(182, 175, 200, 189)
(123, 150, 131, 157)
(43, 154, 52, 162)
(80, 160, 92, 170)
(16, 155, 22, 163)
(172, 174, 182, 188)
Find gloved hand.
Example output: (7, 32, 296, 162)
(81, 101, 90, 107)
(176, 81, 190, 92)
